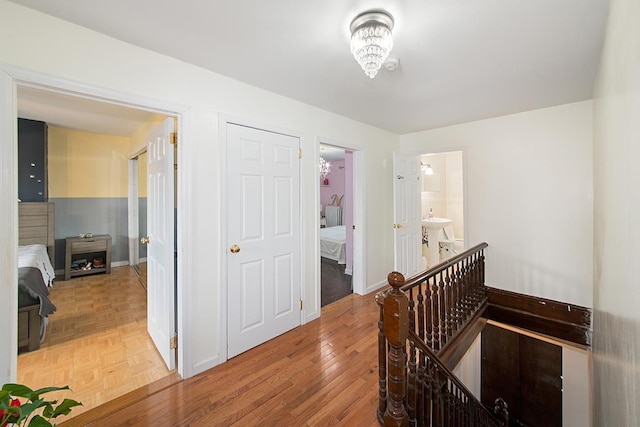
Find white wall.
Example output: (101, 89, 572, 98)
(592, 0, 640, 424)
(0, 0, 398, 382)
(400, 101, 594, 308)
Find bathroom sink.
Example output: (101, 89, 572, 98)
(422, 217, 452, 268)
(422, 218, 452, 230)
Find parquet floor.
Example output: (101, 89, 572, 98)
(17, 266, 171, 423)
(61, 288, 383, 426)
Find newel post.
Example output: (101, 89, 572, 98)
(383, 272, 410, 427)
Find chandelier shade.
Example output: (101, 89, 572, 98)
(319, 157, 331, 178)
(350, 10, 394, 79)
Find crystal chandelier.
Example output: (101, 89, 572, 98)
(350, 10, 394, 79)
(319, 157, 331, 178)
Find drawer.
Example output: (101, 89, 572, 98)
(71, 240, 107, 253)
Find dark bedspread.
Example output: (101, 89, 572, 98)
(18, 267, 56, 317)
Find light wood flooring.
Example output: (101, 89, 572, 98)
(18, 266, 171, 423)
(61, 288, 382, 426)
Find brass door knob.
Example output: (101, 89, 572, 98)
(141, 236, 150, 244)
(230, 244, 241, 253)
(393, 224, 404, 229)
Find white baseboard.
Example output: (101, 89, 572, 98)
(365, 278, 388, 295)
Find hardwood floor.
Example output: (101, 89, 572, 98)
(321, 257, 353, 307)
(18, 266, 170, 423)
(61, 289, 382, 426)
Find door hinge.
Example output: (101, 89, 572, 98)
(170, 335, 178, 349)
(299, 300, 303, 311)
(298, 148, 302, 159)
(170, 132, 177, 145)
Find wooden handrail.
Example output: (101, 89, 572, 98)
(399, 242, 488, 292)
(377, 243, 506, 426)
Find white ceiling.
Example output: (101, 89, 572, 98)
(10, 0, 608, 135)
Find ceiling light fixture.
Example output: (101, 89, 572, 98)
(421, 163, 434, 175)
(319, 157, 331, 178)
(350, 9, 394, 79)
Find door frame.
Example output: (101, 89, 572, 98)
(317, 139, 366, 297)
(128, 147, 146, 270)
(0, 63, 190, 381)
(218, 114, 307, 363)
(400, 148, 469, 256)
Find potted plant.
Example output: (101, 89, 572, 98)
(1, 383, 82, 427)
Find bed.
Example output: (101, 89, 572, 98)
(18, 202, 56, 352)
(320, 225, 346, 265)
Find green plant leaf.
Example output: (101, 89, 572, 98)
(50, 399, 83, 417)
(32, 385, 71, 396)
(2, 383, 36, 399)
(19, 398, 47, 417)
(27, 414, 54, 427)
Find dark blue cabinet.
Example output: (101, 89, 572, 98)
(18, 118, 48, 202)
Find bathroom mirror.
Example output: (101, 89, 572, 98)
(422, 173, 441, 192)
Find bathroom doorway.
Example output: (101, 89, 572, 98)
(420, 151, 465, 266)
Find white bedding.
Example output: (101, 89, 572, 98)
(320, 225, 346, 264)
(19, 244, 55, 287)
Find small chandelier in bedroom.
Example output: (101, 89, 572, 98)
(319, 157, 331, 178)
(350, 9, 394, 78)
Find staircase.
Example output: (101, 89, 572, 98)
(376, 243, 508, 426)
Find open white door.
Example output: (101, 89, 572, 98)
(393, 152, 424, 277)
(226, 123, 301, 358)
(145, 118, 176, 370)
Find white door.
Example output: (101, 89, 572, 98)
(226, 123, 301, 358)
(146, 118, 176, 370)
(393, 152, 424, 277)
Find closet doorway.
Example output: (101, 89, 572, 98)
(319, 144, 353, 306)
(131, 150, 148, 289)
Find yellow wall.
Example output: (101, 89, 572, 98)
(48, 126, 130, 198)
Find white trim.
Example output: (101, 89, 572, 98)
(1, 62, 188, 115)
(0, 69, 18, 383)
(317, 138, 367, 296)
(0, 64, 192, 380)
(219, 113, 306, 363)
(128, 157, 140, 267)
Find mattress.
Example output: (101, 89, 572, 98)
(19, 244, 55, 287)
(320, 225, 346, 264)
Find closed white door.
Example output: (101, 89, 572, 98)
(393, 152, 423, 277)
(226, 123, 301, 358)
(146, 117, 176, 370)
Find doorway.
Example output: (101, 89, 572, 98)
(420, 151, 465, 266)
(319, 144, 353, 306)
(10, 83, 179, 414)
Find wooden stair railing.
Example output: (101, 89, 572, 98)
(377, 243, 507, 426)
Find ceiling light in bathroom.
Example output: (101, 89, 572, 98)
(421, 163, 434, 175)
